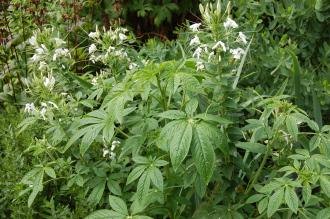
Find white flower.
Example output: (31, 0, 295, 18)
(91, 77, 97, 86)
(54, 38, 65, 47)
(107, 46, 115, 53)
(39, 61, 47, 71)
(193, 47, 203, 59)
(110, 152, 116, 159)
(35, 44, 48, 54)
(40, 107, 47, 120)
(118, 33, 127, 41)
(129, 63, 138, 70)
(224, 17, 238, 29)
(88, 44, 97, 54)
(29, 36, 37, 46)
(189, 35, 200, 46)
(212, 40, 227, 51)
(111, 140, 120, 150)
(238, 32, 247, 44)
(43, 75, 55, 90)
(53, 48, 70, 61)
(230, 48, 245, 60)
(196, 61, 205, 71)
(189, 23, 201, 32)
(103, 148, 110, 157)
(24, 103, 36, 114)
(208, 51, 215, 62)
(88, 31, 100, 39)
(41, 102, 47, 107)
(31, 54, 40, 62)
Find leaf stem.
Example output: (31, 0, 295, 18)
(245, 145, 271, 195)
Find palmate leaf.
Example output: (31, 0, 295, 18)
(63, 109, 115, 155)
(191, 122, 215, 184)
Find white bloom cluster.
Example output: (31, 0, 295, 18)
(53, 48, 70, 61)
(189, 23, 201, 32)
(212, 40, 227, 51)
(89, 44, 97, 54)
(224, 17, 238, 29)
(129, 63, 138, 70)
(88, 26, 101, 39)
(238, 32, 247, 44)
(103, 140, 120, 159)
(24, 101, 58, 120)
(53, 37, 65, 47)
(189, 35, 200, 46)
(230, 48, 245, 60)
(43, 74, 56, 90)
(24, 103, 36, 115)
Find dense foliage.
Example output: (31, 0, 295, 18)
(1, 0, 330, 218)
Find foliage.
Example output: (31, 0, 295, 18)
(1, 0, 330, 218)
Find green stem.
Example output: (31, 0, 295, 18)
(245, 146, 271, 195)
(156, 74, 167, 111)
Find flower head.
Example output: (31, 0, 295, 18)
(40, 107, 47, 120)
(43, 74, 56, 90)
(230, 48, 245, 60)
(212, 40, 226, 51)
(54, 38, 65, 47)
(189, 35, 200, 46)
(193, 47, 203, 59)
(24, 103, 36, 115)
(29, 36, 37, 46)
(196, 61, 205, 71)
(238, 32, 247, 44)
(88, 44, 97, 54)
(118, 33, 127, 41)
(189, 23, 201, 32)
(224, 17, 238, 29)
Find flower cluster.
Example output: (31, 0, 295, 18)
(188, 16, 248, 71)
(24, 101, 58, 120)
(103, 140, 120, 159)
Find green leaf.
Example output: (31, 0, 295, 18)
(148, 166, 163, 191)
(169, 121, 192, 171)
(28, 188, 39, 208)
(107, 179, 122, 196)
(246, 194, 265, 204)
(233, 37, 253, 89)
(80, 124, 103, 156)
(194, 114, 232, 124)
(236, 142, 266, 154)
(320, 175, 330, 197)
(136, 171, 151, 200)
(87, 179, 106, 206)
(85, 210, 126, 219)
(285, 187, 299, 214)
(126, 165, 146, 185)
(257, 197, 268, 214)
(28, 170, 44, 207)
(316, 208, 330, 219)
(44, 167, 56, 179)
(267, 187, 284, 217)
(286, 116, 298, 142)
(185, 98, 198, 116)
(109, 195, 128, 215)
(289, 51, 302, 107)
(192, 122, 215, 184)
(157, 110, 186, 120)
(302, 183, 311, 204)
